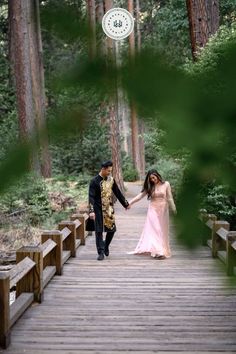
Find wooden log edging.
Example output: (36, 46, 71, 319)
(200, 210, 236, 277)
(0, 211, 89, 349)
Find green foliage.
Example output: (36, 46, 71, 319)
(220, 0, 236, 26)
(148, 157, 184, 196)
(42, 173, 89, 229)
(144, 127, 166, 166)
(80, 122, 111, 175)
(0, 111, 18, 162)
(51, 119, 111, 176)
(49, 173, 89, 197)
(0, 172, 89, 229)
(185, 23, 236, 75)
(140, 0, 191, 66)
(121, 29, 236, 245)
(200, 183, 236, 229)
(184, 22, 236, 229)
(0, 174, 51, 226)
(144, 125, 186, 193)
(122, 155, 139, 182)
(0, 2, 18, 163)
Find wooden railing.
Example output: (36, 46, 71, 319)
(200, 210, 236, 276)
(0, 212, 89, 349)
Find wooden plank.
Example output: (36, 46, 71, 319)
(206, 219, 214, 229)
(226, 232, 236, 276)
(61, 227, 71, 242)
(43, 266, 56, 288)
(74, 219, 81, 229)
(16, 246, 43, 303)
(41, 239, 57, 258)
(76, 239, 81, 249)
(217, 250, 227, 264)
(212, 222, 229, 258)
(0, 272, 10, 348)
(58, 222, 77, 258)
(10, 292, 34, 327)
(9, 257, 35, 289)
(62, 251, 71, 265)
(216, 227, 228, 241)
(1, 351, 232, 354)
(232, 241, 236, 251)
(207, 240, 212, 249)
(41, 231, 63, 276)
(70, 214, 86, 245)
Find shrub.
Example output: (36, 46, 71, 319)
(0, 174, 51, 226)
(200, 183, 236, 229)
(122, 155, 139, 182)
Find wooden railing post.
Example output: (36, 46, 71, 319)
(71, 213, 86, 245)
(41, 231, 63, 275)
(226, 231, 236, 276)
(0, 272, 10, 348)
(16, 246, 43, 303)
(212, 221, 229, 258)
(79, 207, 92, 236)
(58, 221, 77, 257)
(203, 214, 217, 246)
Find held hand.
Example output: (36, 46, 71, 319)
(126, 204, 131, 210)
(89, 212, 95, 220)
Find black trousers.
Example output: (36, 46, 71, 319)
(96, 231, 115, 255)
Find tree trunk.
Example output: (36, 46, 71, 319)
(9, 0, 40, 172)
(96, 0, 104, 22)
(30, 0, 51, 177)
(104, 0, 113, 58)
(136, 0, 145, 179)
(96, 0, 107, 56)
(87, 0, 96, 59)
(136, 0, 141, 51)
(208, 0, 220, 34)
(128, 0, 141, 179)
(109, 101, 125, 191)
(104, 0, 125, 192)
(96, 0, 107, 125)
(186, 0, 220, 60)
(116, 41, 130, 157)
(9, 0, 51, 177)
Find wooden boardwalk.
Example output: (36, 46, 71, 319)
(2, 183, 236, 354)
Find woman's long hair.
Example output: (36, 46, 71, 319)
(142, 169, 164, 199)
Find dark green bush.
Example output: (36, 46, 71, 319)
(122, 155, 139, 182)
(0, 174, 51, 226)
(200, 183, 236, 229)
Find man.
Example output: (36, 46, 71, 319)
(89, 160, 129, 260)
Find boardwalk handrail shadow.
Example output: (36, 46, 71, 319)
(200, 209, 236, 276)
(0, 211, 89, 349)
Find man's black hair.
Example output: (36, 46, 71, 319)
(101, 160, 113, 168)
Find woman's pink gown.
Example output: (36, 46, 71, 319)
(129, 181, 176, 258)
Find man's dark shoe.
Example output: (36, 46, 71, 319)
(104, 248, 109, 257)
(97, 253, 104, 261)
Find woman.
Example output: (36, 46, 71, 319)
(128, 169, 176, 259)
